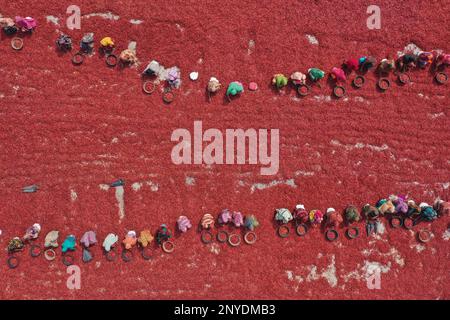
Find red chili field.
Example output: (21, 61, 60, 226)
(0, 0, 449, 299)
